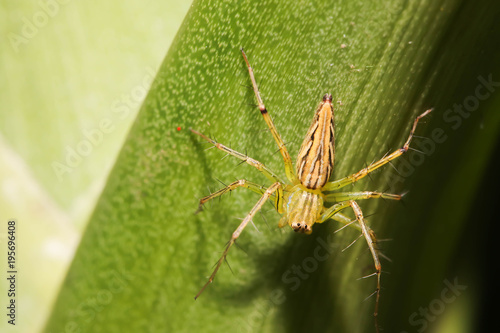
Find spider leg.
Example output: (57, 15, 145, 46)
(349, 200, 381, 333)
(241, 49, 296, 183)
(325, 191, 403, 202)
(197, 179, 285, 215)
(321, 201, 382, 331)
(323, 109, 432, 191)
(195, 182, 282, 300)
(320, 201, 352, 223)
(330, 212, 361, 233)
(196, 179, 279, 214)
(191, 129, 284, 184)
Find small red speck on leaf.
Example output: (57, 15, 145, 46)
(177, 127, 181, 131)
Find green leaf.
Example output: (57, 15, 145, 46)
(0, 2, 190, 332)
(45, 0, 500, 332)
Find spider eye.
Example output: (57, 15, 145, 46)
(291, 222, 311, 233)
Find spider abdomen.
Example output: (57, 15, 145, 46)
(295, 94, 335, 190)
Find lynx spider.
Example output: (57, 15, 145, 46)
(191, 48, 432, 332)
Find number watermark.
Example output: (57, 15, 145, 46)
(6, 220, 17, 326)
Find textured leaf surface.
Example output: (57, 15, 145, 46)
(45, 0, 500, 332)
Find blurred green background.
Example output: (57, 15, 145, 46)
(0, 1, 192, 332)
(1, 0, 499, 332)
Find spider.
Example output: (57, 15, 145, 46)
(191, 48, 432, 332)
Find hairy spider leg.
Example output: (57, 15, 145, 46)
(323, 109, 432, 191)
(320, 190, 403, 232)
(194, 182, 282, 300)
(320, 201, 352, 222)
(190, 129, 284, 184)
(325, 191, 403, 202)
(349, 200, 382, 333)
(319, 198, 384, 333)
(328, 211, 362, 232)
(241, 48, 296, 183)
(195, 179, 278, 214)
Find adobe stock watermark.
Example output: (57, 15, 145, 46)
(281, 233, 337, 290)
(8, 0, 72, 53)
(58, 269, 134, 333)
(384, 73, 500, 192)
(401, 277, 467, 333)
(238, 232, 339, 332)
(51, 67, 156, 181)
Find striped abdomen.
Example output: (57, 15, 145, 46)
(295, 94, 335, 189)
